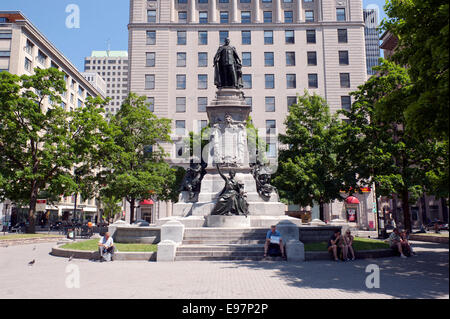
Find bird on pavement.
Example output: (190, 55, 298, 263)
(68, 255, 74, 262)
(28, 259, 35, 266)
(32, 246, 36, 251)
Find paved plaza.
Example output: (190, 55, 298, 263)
(0, 241, 448, 299)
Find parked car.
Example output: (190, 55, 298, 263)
(425, 221, 448, 231)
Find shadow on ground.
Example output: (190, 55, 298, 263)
(217, 242, 449, 299)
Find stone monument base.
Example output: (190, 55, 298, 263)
(205, 215, 251, 228)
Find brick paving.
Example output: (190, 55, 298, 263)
(0, 241, 447, 299)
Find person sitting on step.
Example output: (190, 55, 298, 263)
(264, 225, 285, 258)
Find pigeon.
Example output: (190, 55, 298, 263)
(32, 246, 36, 251)
(28, 259, 35, 266)
(68, 255, 74, 262)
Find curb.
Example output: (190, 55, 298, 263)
(51, 245, 157, 261)
(305, 249, 396, 261)
(409, 234, 449, 244)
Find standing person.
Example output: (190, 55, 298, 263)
(328, 230, 343, 261)
(264, 225, 285, 258)
(98, 232, 115, 262)
(343, 230, 356, 261)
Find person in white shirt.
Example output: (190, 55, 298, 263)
(98, 232, 114, 262)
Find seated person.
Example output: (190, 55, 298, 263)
(328, 230, 343, 261)
(400, 229, 415, 256)
(264, 225, 285, 258)
(343, 230, 356, 261)
(98, 232, 115, 262)
(388, 228, 408, 258)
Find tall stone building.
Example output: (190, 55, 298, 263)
(84, 51, 129, 115)
(127, 0, 374, 228)
(0, 11, 105, 225)
(363, 8, 380, 75)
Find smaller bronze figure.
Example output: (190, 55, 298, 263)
(211, 164, 249, 216)
(251, 160, 277, 201)
(214, 38, 243, 89)
(179, 161, 206, 201)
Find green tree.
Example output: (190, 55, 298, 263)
(0, 69, 110, 233)
(339, 60, 442, 231)
(101, 93, 175, 223)
(382, 0, 449, 141)
(273, 92, 344, 220)
(100, 195, 122, 223)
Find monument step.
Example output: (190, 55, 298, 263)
(175, 256, 284, 261)
(182, 239, 265, 245)
(177, 244, 264, 252)
(175, 251, 263, 257)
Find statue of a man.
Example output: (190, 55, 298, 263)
(214, 38, 243, 89)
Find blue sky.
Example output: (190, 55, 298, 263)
(1, 0, 387, 71)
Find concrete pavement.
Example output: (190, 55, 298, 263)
(0, 241, 447, 299)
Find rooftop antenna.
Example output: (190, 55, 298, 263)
(106, 38, 111, 57)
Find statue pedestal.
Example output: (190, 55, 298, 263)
(206, 215, 251, 228)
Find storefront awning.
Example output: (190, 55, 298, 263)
(140, 199, 154, 205)
(345, 196, 360, 204)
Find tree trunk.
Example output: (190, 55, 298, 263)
(129, 198, 135, 224)
(319, 202, 324, 221)
(402, 189, 411, 232)
(28, 187, 38, 234)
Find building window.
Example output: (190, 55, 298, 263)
(308, 74, 318, 88)
(175, 120, 186, 136)
(24, 40, 34, 54)
(266, 120, 276, 135)
(341, 96, 351, 110)
(219, 0, 229, 2)
(219, 31, 229, 44)
(146, 52, 155, 67)
(285, 30, 295, 44)
(286, 52, 295, 66)
(37, 50, 47, 65)
(307, 51, 317, 65)
(264, 52, 274, 67)
(24, 57, 32, 71)
(177, 31, 187, 45)
(198, 52, 208, 67)
(176, 97, 186, 113)
(243, 74, 252, 89)
(242, 31, 251, 45)
(305, 10, 314, 22)
(177, 52, 186, 67)
(264, 31, 273, 44)
(265, 74, 275, 89)
(306, 29, 316, 43)
(198, 0, 207, 3)
(178, 11, 187, 23)
(245, 97, 252, 107)
(339, 51, 349, 65)
(220, 11, 229, 24)
(264, 11, 273, 23)
(199, 11, 208, 24)
(179, 0, 188, 3)
(287, 96, 297, 108)
(284, 11, 293, 23)
(198, 97, 208, 112)
(78, 99, 83, 108)
(198, 74, 208, 89)
(340, 73, 350, 88)
(265, 97, 275, 112)
(337, 8, 346, 21)
(0, 31, 12, 39)
(286, 74, 296, 88)
(146, 97, 155, 112)
(241, 11, 251, 23)
(177, 75, 186, 89)
(198, 120, 208, 133)
(242, 52, 252, 66)
(241, 0, 251, 3)
(147, 10, 156, 23)
(198, 31, 208, 45)
(338, 29, 348, 43)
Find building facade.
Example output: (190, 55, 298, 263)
(363, 8, 379, 75)
(0, 11, 104, 225)
(81, 72, 107, 98)
(127, 0, 372, 226)
(84, 51, 129, 115)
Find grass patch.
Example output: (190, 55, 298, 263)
(0, 234, 63, 241)
(61, 239, 157, 252)
(304, 237, 389, 252)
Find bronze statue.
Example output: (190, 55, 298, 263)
(251, 160, 277, 201)
(179, 161, 206, 201)
(214, 38, 243, 89)
(211, 164, 248, 216)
